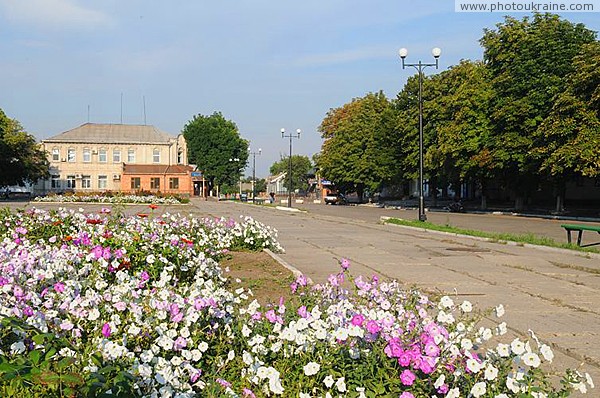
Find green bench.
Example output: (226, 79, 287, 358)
(561, 224, 600, 247)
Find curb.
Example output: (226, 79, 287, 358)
(381, 216, 600, 260)
(263, 248, 313, 284)
(274, 206, 305, 213)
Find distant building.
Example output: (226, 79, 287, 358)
(266, 172, 287, 195)
(38, 123, 193, 195)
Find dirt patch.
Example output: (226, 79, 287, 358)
(221, 251, 296, 306)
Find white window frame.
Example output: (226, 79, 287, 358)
(83, 148, 91, 163)
(51, 175, 61, 189)
(52, 148, 60, 162)
(81, 175, 91, 189)
(66, 175, 76, 189)
(127, 149, 136, 163)
(113, 149, 121, 163)
(67, 149, 76, 162)
(98, 175, 108, 189)
(153, 149, 160, 163)
(98, 149, 107, 163)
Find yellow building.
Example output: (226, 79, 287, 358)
(39, 123, 188, 194)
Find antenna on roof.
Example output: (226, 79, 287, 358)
(143, 96, 147, 125)
(87, 105, 90, 123)
(120, 93, 123, 124)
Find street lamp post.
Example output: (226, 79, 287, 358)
(229, 157, 240, 199)
(281, 128, 301, 208)
(250, 148, 262, 203)
(398, 47, 441, 222)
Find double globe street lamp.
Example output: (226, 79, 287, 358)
(281, 128, 301, 208)
(249, 148, 262, 204)
(398, 47, 441, 222)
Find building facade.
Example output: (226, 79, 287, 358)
(39, 123, 192, 195)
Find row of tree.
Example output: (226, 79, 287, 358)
(317, 14, 600, 209)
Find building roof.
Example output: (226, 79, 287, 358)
(123, 164, 193, 175)
(43, 123, 176, 144)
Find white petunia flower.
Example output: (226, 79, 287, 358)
(471, 381, 487, 397)
(335, 377, 347, 392)
(511, 338, 526, 355)
(323, 375, 334, 388)
(539, 344, 554, 362)
(303, 362, 320, 376)
(485, 365, 499, 381)
(522, 352, 541, 368)
(460, 300, 473, 313)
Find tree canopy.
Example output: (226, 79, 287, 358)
(317, 91, 397, 198)
(182, 112, 249, 193)
(480, 13, 597, 205)
(269, 155, 312, 192)
(0, 109, 49, 187)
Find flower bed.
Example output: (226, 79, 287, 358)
(33, 193, 186, 204)
(0, 208, 593, 397)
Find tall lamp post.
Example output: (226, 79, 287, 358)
(398, 47, 441, 222)
(229, 157, 241, 199)
(281, 128, 301, 208)
(250, 148, 262, 203)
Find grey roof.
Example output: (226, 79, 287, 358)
(43, 123, 176, 144)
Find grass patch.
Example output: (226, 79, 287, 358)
(385, 218, 600, 254)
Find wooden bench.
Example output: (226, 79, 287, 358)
(561, 224, 600, 247)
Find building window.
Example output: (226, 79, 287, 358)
(113, 149, 121, 163)
(66, 175, 76, 189)
(150, 177, 160, 190)
(153, 149, 160, 163)
(67, 149, 76, 162)
(98, 149, 107, 163)
(127, 149, 136, 163)
(177, 150, 183, 164)
(131, 177, 141, 190)
(83, 148, 91, 163)
(52, 148, 60, 162)
(169, 178, 179, 190)
(98, 175, 108, 189)
(51, 175, 60, 189)
(82, 175, 91, 189)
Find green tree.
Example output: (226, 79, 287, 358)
(269, 155, 312, 192)
(480, 13, 597, 209)
(534, 41, 600, 211)
(0, 109, 49, 187)
(424, 60, 494, 207)
(182, 112, 248, 194)
(318, 91, 397, 199)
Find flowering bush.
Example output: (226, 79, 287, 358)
(0, 208, 593, 397)
(33, 193, 185, 204)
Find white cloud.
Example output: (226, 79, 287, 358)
(0, 0, 112, 30)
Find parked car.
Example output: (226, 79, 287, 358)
(1, 185, 33, 199)
(324, 192, 347, 205)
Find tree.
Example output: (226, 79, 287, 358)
(534, 41, 600, 211)
(480, 13, 597, 209)
(269, 155, 312, 192)
(424, 60, 495, 207)
(318, 92, 397, 199)
(0, 109, 49, 187)
(182, 112, 248, 195)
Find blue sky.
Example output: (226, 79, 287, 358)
(1, 1, 598, 177)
